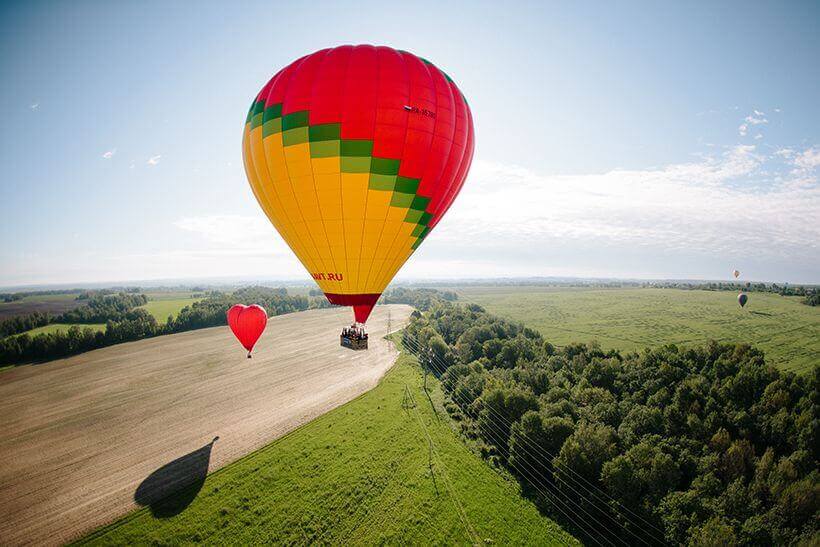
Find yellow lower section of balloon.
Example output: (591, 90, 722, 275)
(242, 123, 416, 296)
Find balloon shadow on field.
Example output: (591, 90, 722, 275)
(134, 436, 219, 518)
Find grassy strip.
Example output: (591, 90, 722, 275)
(138, 298, 203, 324)
(456, 287, 819, 373)
(12, 323, 106, 337)
(78, 340, 575, 545)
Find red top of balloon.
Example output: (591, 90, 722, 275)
(243, 45, 474, 324)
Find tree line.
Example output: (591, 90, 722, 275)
(164, 287, 311, 333)
(0, 287, 315, 365)
(59, 293, 148, 323)
(406, 279, 818, 306)
(0, 309, 159, 364)
(403, 299, 818, 545)
(0, 311, 51, 337)
(380, 287, 458, 310)
(644, 281, 818, 305)
(0, 288, 87, 303)
(0, 292, 148, 337)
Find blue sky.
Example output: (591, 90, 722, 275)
(1, 0, 818, 287)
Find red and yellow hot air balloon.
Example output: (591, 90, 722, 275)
(242, 45, 474, 324)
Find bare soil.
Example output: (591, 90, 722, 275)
(0, 299, 87, 321)
(0, 304, 411, 546)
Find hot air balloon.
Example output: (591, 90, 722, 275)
(242, 45, 474, 326)
(227, 304, 268, 357)
(738, 293, 748, 308)
(733, 269, 740, 279)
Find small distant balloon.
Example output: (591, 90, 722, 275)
(227, 304, 268, 357)
(733, 270, 740, 279)
(738, 293, 748, 308)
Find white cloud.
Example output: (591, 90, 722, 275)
(30, 102, 39, 111)
(168, 144, 818, 283)
(422, 146, 818, 270)
(174, 214, 291, 255)
(738, 110, 768, 137)
(147, 155, 162, 166)
(102, 148, 116, 159)
(754, 133, 763, 140)
(792, 147, 820, 172)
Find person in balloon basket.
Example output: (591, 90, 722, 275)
(342, 325, 368, 341)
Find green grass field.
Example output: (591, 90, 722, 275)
(143, 291, 202, 301)
(18, 323, 106, 337)
(139, 297, 202, 324)
(452, 286, 819, 374)
(79, 345, 575, 546)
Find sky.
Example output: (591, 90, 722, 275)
(1, 0, 818, 288)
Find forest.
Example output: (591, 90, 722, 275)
(0, 293, 148, 338)
(402, 299, 818, 545)
(0, 287, 313, 365)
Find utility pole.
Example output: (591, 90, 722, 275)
(423, 347, 432, 392)
(387, 307, 392, 336)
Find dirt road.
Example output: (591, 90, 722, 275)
(0, 304, 411, 545)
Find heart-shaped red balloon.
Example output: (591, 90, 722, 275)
(227, 304, 268, 357)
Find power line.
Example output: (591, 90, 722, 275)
(440, 292, 672, 540)
(402, 331, 664, 545)
(404, 330, 663, 543)
(401, 334, 634, 546)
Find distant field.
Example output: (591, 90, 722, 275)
(142, 291, 202, 301)
(453, 287, 819, 374)
(19, 323, 106, 337)
(81, 346, 573, 546)
(0, 293, 86, 320)
(139, 295, 202, 323)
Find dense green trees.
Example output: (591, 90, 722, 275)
(404, 301, 818, 545)
(0, 292, 148, 337)
(59, 293, 148, 323)
(380, 287, 458, 310)
(166, 287, 309, 333)
(0, 287, 313, 365)
(0, 311, 51, 337)
(0, 309, 159, 364)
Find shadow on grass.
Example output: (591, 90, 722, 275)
(134, 436, 218, 518)
(750, 311, 773, 316)
(422, 378, 441, 423)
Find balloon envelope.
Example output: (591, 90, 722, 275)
(227, 304, 268, 353)
(733, 270, 740, 278)
(738, 293, 748, 308)
(242, 45, 474, 323)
